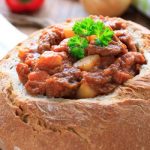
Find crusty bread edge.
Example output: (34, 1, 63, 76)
(0, 18, 150, 150)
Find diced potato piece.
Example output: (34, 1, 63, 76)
(77, 83, 97, 98)
(64, 27, 75, 38)
(74, 55, 100, 71)
(37, 51, 62, 70)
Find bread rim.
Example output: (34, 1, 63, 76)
(0, 17, 150, 150)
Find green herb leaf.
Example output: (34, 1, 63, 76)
(73, 18, 95, 36)
(93, 21, 105, 35)
(68, 35, 88, 59)
(94, 21, 114, 47)
(67, 17, 114, 59)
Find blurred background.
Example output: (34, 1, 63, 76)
(0, 0, 150, 35)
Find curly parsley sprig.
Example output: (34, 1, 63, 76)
(68, 17, 114, 59)
(68, 35, 88, 59)
(91, 21, 113, 46)
(73, 18, 95, 36)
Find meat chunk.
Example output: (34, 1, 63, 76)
(25, 71, 49, 95)
(100, 56, 116, 69)
(28, 71, 49, 81)
(16, 63, 30, 84)
(46, 67, 82, 98)
(83, 71, 115, 94)
(115, 52, 146, 71)
(134, 52, 146, 64)
(88, 15, 127, 30)
(24, 53, 40, 68)
(54, 67, 82, 80)
(104, 19, 127, 30)
(51, 39, 69, 52)
(83, 52, 146, 94)
(112, 52, 146, 83)
(83, 71, 112, 86)
(36, 51, 63, 71)
(38, 27, 65, 54)
(46, 77, 79, 98)
(86, 40, 127, 56)
(18, 48, 31, 61)
(25, 81, 46, 95)
(115, 30, 137, 51)
(113, 71, 132, 84)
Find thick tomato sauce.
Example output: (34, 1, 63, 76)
(16, 16, 146, 99)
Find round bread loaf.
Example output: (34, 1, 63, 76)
(0, 16, 150, 150)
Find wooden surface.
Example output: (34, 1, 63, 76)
(0, 0, 150, 35)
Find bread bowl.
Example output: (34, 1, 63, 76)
(0, 15, 150, 150)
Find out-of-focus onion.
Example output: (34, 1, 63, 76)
(80, 0, 131, 17)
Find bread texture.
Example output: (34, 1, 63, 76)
(0, 18, 150, 150)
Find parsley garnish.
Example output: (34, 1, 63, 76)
(73, 18, 95, 36)
(94, 24, 114, 46)
(91, 20, 114, 46)
(68, 35, 88, 59)
(68, 17, 114, 59)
